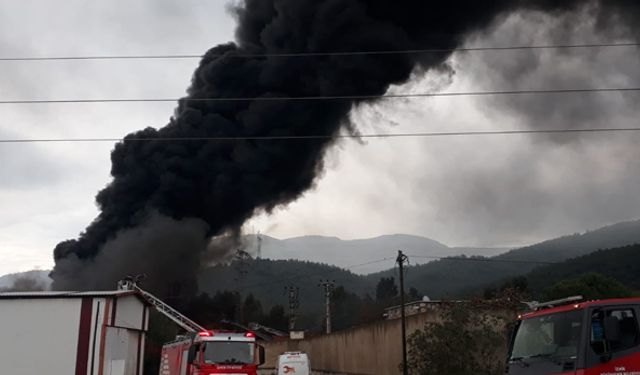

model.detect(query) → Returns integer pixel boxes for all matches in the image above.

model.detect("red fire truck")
[506,296,640,374]
[116,278,266,375]
[159,330,265,375]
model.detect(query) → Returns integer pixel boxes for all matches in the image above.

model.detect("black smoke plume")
[51,0,640,295]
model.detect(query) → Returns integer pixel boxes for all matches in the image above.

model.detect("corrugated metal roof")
[0,290,139,299]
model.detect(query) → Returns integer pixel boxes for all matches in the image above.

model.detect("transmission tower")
[284,285,300,331]
[318,279,335,334]
[256,231,262,259]
[233,248,253,321]
[233,248,251,283]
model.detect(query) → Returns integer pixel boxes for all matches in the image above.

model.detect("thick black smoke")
[51,0,640,294]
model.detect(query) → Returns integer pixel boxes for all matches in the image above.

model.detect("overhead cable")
[2,42,639,61]
[1,87,638,105]
[1,127,639,144]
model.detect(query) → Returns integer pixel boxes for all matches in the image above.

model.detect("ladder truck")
[506,295,640,374]
[118,278,265,375]
[220,319,288,340]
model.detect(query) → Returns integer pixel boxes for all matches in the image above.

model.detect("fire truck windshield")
[203,342,254,365]
[510,310,583,361]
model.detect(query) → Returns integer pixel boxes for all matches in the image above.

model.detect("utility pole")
[284,285,300,331]
[318,279,335,334]
[397,250,409,375]
[233,249,251,282]
[256,231,262,259]
[233,249,251,322]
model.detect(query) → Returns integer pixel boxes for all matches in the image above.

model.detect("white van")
[276,351,311,375]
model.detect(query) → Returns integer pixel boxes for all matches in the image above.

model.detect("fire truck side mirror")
[258,345,266,366]
[603,316,621,342]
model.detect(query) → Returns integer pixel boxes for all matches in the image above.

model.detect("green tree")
[186,293,220,327]
[542,273,632,301]
[241,293,264,324]
[406,302,509,375]
[332,286,363,330]
[484,276,529,299]
[357,293,383,324]
[211,291,241,321]
[376,277,398,303]
[186,291,241,327]
[408,287,420,301]
[264,305,288,331]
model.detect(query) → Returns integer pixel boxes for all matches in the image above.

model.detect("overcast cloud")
[1,1,639,275]
[248,6,640,246]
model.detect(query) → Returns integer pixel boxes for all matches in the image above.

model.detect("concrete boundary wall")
[262,303,514,374]
[262,311,437,375]
[259,369,352,375]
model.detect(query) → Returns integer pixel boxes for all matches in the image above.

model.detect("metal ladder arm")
[118,278,206,333]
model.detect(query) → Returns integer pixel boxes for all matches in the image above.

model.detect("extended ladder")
[118,277,206,333]
[523,295,583,311]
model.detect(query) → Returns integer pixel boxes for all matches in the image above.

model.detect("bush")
[406,300,512,375]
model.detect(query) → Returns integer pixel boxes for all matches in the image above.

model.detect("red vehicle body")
[159,330,265,375]
[506,297,640,374]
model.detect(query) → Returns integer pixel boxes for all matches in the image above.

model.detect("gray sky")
[1,1,639,275]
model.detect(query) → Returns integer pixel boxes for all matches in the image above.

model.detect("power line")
[241,259,295,290]
[2,127,640,144]
[2,42,639,61]
[233,252,572,294]
[237,256,394,295]
[405,254,561,266]
[1,87,638,105]
[236,257,395,292]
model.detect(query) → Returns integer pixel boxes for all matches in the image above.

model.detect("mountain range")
[242,233,507,274]
[3,219,640,305]
[366,219,640,298]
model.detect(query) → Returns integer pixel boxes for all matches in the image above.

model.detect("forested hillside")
[525,244,640,294]
[495,219,640,263]
[198,258,378,314]
[366,219,640,298]
[196,220,640,305]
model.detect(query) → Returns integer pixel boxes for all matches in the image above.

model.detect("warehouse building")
[0,290,150,375]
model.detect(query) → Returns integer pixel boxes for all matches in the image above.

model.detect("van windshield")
[511,310,583,360]
[203,342,254,365]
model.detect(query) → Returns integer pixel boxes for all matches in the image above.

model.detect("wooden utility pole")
[397,250,409,375]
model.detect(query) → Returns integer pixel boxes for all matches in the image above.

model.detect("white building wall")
[102,327,141,375]
[89,298,111,375]
[126,330,140,374]
[114,295,145,330]
[0,298,81,375]
[0,293,148,375]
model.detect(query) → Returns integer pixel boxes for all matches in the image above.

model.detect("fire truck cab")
[160,330,265,375]
[506,296,640,374]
